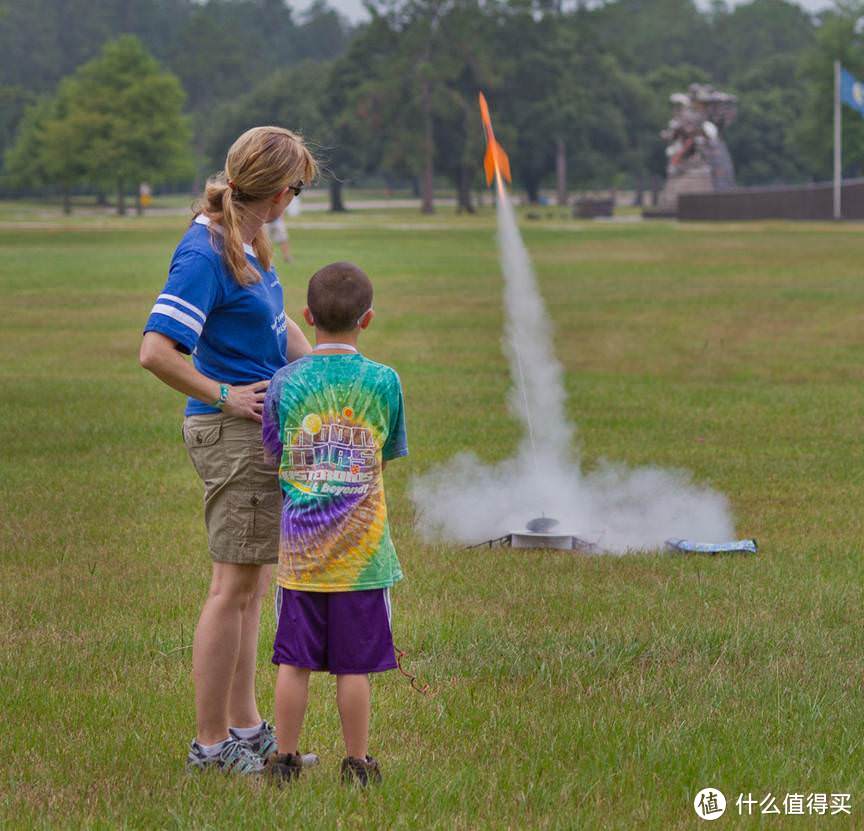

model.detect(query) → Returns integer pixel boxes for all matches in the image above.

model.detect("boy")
[262,262,408,786]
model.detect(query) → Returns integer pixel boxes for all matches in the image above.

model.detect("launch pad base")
[466,532,598,553]
[466,534,759,555]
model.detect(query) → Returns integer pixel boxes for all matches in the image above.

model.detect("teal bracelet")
[214,383,230,409]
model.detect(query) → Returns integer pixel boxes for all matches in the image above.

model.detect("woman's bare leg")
[227,564,273,728]
[192,562,262,745]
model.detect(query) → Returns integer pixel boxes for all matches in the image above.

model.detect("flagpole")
[834,60,842,220]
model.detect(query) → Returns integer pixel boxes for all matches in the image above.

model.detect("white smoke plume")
[410,187,735,553]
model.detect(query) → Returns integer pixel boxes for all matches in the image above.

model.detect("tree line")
[0,0,349,210]
[4,0,864,213]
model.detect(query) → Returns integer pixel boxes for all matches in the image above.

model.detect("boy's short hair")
[307,262,373,333]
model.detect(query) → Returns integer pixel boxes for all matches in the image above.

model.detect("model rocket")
[478,92,512,189]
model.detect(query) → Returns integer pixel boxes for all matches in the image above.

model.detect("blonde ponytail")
[194,127,318,286]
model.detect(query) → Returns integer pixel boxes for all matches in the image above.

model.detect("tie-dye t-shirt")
[263,354,408,592]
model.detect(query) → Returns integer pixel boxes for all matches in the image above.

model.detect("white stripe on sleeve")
[157,293,207,322]
[150,303,203,336]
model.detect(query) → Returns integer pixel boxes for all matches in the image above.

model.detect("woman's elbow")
[139,338,157,371]
[140,332,172,372]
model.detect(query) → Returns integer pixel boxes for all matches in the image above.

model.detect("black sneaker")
[340,755,382,787]
[267,752,304,785]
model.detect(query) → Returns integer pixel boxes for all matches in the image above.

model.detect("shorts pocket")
[183,419,224,484]
[184,421,223,449]
[227,489,281,542]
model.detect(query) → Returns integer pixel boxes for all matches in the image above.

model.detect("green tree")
[490,6,651,201]
[296,0,352,60]
[66,35,193,213]
[0,0,828,203]
[424,1,497,212]
[0,86,34,174]
[644,64,711,100]
[351,1,502,213]
[725,54,809,184]
[590,0,714,76]
[319,19,399,212]
[492,2,561,202]
[320,2,435,213]
[3,90,93,212]
[41,87,102,213]
[710,0,814,83]
[203,21,394,213]
[361,0,455,213]
[4,36,193,213]
[4,98,55,192]
[0,0,351,173]
[203,62,327,173]
[795,8,864,180]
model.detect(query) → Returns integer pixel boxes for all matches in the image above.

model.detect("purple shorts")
[272,586,397,675]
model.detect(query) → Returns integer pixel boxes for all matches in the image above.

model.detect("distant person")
[262,262,408,787]
[139,126,317,774]
[266,195,301,262]
[265,212,292,262]
[139,182,152,211]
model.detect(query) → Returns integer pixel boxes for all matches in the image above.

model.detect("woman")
[140,127,317,774]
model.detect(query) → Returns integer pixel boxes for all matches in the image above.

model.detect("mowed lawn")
[2,206,863,829]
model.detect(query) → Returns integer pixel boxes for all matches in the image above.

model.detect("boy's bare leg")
[192,562,263,745]
[227,564,272,728]
[275,665,311,753]
[336,674,371,758]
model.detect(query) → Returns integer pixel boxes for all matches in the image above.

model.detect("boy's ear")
[358,309,375,330]
[302,306,315,327]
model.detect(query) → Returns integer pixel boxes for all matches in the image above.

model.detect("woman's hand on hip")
[223,380,269,422]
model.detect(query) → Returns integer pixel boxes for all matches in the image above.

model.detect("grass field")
[2,203,864,829]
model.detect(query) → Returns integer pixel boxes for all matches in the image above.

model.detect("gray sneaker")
[230,721,320,768]
[186,736,265,775]
[230,721,278,760]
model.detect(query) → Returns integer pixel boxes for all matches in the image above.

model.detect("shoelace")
[220,738,263,772]
[255,722,277,756]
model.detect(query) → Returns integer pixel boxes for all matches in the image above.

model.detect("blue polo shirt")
[144,215,289,415]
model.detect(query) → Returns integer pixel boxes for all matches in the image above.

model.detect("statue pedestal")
[658,164,714,212]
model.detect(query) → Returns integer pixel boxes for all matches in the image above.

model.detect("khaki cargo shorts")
[183,413,281,565]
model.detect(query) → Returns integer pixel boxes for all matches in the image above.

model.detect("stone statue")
[658,84,737,211]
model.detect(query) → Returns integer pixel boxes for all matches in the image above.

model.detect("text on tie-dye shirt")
[263,354,408,592]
